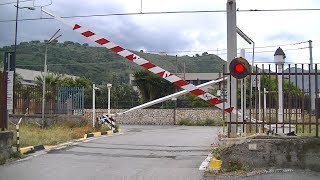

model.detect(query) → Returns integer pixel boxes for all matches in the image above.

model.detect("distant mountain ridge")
[262,67,320,91]
[283,67,320,91]
[0,41,226,83]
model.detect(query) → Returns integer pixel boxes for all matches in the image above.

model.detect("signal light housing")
[229,57,250,79]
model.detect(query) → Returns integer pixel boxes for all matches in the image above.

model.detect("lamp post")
[42,30,61,126]
[107,84,112,116]
[14,1,35,56]
[274,47,286,123]
[92,84,99,127]
[236,27,254,133]
[14,0,35,53]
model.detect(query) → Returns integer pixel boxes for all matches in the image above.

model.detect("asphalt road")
[0,125,219,180]
[1,125,319,180]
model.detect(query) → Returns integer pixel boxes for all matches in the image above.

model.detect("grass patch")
[178,118,223,126]
[0,157,6,165]
[296,124,318,137]
[9,122,111,148]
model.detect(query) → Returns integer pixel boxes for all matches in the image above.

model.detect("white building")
[129,72,224,92]
[16,68,78,86]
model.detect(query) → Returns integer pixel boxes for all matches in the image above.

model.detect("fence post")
[16,124,19,152]
[16,117,22,152]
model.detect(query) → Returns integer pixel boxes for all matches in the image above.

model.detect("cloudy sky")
[1,0,320,67]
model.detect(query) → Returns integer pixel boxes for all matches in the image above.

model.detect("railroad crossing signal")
[229,57,250,79]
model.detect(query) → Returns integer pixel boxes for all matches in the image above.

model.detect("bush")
[179,119,192,126]
[178,118,223,126]
[0,157,6,165]
[53,116,89,128]
[224,160,249,172]
[71,125,97,139]
[211,147,221,160]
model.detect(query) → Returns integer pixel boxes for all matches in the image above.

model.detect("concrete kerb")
[219,134,320,171]
[83,128,122,139]
[20,145,45,155]
[19,128,123,155]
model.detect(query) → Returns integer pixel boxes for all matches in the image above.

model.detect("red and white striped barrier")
[41,9,234,113]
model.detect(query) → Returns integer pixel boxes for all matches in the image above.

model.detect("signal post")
[228,57,251,136]
[227,0,238,136]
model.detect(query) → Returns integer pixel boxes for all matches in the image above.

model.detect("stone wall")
[220,136,320,171]
[84,108,224,125]
[0,131,13,164]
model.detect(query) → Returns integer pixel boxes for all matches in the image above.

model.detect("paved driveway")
[0,125,219,180]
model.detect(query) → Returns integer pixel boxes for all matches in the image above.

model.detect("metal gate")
[222,63,320,137]
[57,87,84,115]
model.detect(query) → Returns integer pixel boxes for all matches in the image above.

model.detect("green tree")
[35,73,62,90]
[133,70,175,102]
[95,73,139,108]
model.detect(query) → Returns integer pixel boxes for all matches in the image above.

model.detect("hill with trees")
[0,40,226,83]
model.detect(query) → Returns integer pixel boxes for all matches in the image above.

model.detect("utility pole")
[175,55,178,74]
[107,84,112,116]
[227,0,237,136]
[183,62,186,80]
[309,40,315,113]
[92,84,96,127]
[42,29,61,127]
[173,55,178,125]
[240,49,246,131]
[42,45,47,125]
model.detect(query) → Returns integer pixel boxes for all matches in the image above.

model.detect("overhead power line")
[0,0,33,6]
[145,42,309,54]
[1,8,320,22]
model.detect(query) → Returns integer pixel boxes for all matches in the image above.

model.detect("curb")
[84,129,122,139]
[199,153,213,171]
[19,129,123,155]
[20,144,45,155]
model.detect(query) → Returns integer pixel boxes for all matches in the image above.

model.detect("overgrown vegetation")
[133,70,175,102]
[9,121,110,148]
[224,160,249,172]
[178,118,224,126]
[211,147,221,160]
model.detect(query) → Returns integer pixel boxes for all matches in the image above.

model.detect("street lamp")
[107,84,112,116]
[274,47,286,123]
[14,1,35,54]
[92,84,99,127]
[42,29,62,126]
[236,27,255,131]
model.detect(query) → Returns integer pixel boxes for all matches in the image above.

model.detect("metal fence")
[15,86,84,115]
[222,63,320,137]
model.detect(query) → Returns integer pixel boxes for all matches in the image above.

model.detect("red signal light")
[235,63,245,73]
[229,57,250,79]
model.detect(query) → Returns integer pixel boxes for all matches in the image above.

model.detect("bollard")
[16,117,22,153]
[16,124,20,152]
[209,158,222,171]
